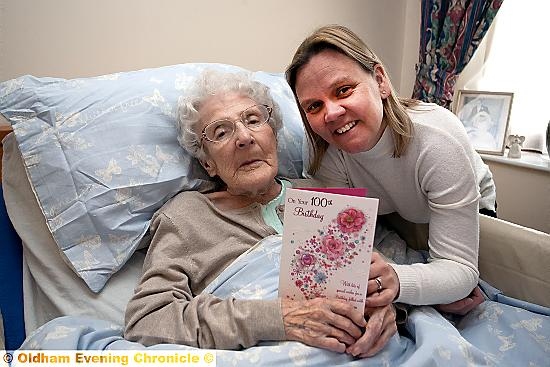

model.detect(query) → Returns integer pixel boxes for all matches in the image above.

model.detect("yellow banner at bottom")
[2,350,216,367]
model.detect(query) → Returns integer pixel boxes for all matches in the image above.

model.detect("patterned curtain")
[412,0,503,109]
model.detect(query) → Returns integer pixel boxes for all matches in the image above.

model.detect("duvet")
[17,235,550,366]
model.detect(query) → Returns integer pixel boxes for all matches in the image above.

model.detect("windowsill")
[481,150,550,173]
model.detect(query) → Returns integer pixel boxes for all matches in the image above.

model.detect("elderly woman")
[124,70,397,358]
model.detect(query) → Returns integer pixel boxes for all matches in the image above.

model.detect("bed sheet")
[18,235,550,367]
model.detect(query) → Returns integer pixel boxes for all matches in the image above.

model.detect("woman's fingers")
[281,298,398,357]
[327,298,368,329]
[347,305,397,357]
[366,253,400,306]
[366,285,396,307]
[281,298,366,351]
[358,318,398,358]
[362,305,398,357]
[436,286,485,315]
[285,318,350,352]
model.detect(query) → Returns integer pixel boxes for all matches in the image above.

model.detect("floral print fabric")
[412,0,503,108]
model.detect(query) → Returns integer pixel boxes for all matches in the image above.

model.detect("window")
[455,1,549,154]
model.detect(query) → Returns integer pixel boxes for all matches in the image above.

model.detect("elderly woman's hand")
[281,298,367,353]
[366,252,400,307]
[346,304,397,358]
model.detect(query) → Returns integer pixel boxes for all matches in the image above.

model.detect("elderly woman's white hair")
[176,69,283,160]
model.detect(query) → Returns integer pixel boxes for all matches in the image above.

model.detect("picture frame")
[453,90,514,155]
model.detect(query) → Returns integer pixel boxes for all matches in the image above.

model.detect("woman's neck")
[206,179,282,210]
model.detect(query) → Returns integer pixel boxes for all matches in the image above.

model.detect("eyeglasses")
[201,104,272,143]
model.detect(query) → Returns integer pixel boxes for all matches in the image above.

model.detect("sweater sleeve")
[392,127,480,305]
[124,212,286,349]
[472,152,497,212]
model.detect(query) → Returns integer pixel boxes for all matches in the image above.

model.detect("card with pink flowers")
[278,188,379,310]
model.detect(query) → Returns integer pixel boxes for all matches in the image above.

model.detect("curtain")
[412,0,503,109]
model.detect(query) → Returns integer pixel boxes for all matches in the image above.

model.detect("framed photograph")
[453,90,514,155]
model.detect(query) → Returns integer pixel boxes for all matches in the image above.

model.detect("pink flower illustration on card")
[337,208,366,233]
[298,252,316,267]
[288,207,372,300]
[320,235,345,260]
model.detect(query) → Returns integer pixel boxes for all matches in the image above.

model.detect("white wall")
[0,0,415,95]
[400,0,421,97]
[485,161,549,233]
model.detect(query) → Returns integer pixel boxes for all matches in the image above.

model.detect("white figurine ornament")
[507,134,525,158]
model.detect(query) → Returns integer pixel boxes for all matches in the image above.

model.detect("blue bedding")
[17,235,550,366]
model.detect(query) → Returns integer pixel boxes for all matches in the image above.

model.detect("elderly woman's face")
[198,93,279,197]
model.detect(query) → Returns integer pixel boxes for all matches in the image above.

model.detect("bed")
[1,63,549,366]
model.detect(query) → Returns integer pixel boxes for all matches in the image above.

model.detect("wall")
[484,160,549,233]
[399,0,421,97]
[0,0,411,94]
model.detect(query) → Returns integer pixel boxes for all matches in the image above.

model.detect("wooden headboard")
[0,118,13,181]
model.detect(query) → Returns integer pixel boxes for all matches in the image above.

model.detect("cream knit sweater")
[311,103,496,305]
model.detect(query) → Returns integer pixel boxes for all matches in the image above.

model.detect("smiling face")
[198,93,279,199]
[295,49,390,153]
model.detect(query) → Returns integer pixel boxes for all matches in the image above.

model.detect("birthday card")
[279,188,378,310]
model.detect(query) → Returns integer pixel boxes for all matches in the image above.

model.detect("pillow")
[0,63,304,293]
[2,132,145,334]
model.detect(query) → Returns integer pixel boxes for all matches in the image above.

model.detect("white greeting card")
[279,188,378,310]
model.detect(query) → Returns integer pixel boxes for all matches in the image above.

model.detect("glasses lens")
[203,105,271,143]
[242,105,270,129]
[205,120,234,142]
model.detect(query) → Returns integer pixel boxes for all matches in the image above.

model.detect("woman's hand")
[281,297,366,353]
[347,304,397,358]
[366,252,400,307]
[436,286,485,315]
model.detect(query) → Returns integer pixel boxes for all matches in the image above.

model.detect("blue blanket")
[18,235,550,366]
